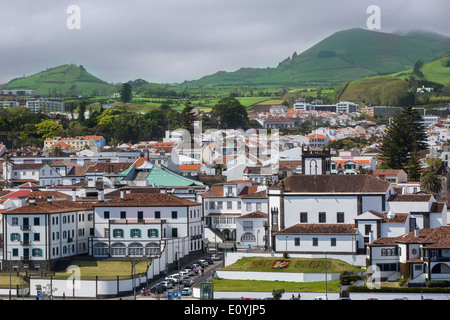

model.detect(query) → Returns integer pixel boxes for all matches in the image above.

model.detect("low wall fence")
[215,270,340,282]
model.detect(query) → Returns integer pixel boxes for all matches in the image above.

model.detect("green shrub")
[426,280,450,288]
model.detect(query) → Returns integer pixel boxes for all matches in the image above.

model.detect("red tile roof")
[94,193,201,207]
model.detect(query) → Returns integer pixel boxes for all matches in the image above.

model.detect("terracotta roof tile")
[237,211,268,219]
[275,223,357,235]
[94,193,200,207]
[276,175,390,193]
[5,200,92,215]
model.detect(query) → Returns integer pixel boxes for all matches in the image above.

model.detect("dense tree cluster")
[380,106,427,171]
[0,96,251,149]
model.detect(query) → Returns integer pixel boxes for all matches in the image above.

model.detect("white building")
[368,226,450,285]
[235,211,268,250]
[3,163,62,187]
[90,192,203,258]
[26,100,65,114]
[2,198,92,271]
[268,175,395,254]
[202,181,267,242]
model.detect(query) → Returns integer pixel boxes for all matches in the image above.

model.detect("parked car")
[165,274,181,283]
[149,284,165,294]
[211,254,222,261]
[314,296,328,300]
[205,257,213,264]
[159,280,173,289]
[182,268,195,276]
[182,287,192,296]
[181,279,195,287]
[178,271,189,279]
[192,263,203,271]
[198,259,208,267]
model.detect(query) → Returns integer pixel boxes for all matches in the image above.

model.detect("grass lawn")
[221,257,363,273]
[50,260,150,280]
[0,274,26,288]
[213,279,340,293]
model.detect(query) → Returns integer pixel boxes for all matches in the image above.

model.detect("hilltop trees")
[380,106,427,170]
[210,97,249,129]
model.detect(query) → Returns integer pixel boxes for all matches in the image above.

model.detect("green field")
[213,279,340,293]
[394,52,450,85]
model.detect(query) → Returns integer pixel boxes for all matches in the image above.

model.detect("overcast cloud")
[0,0,449,84]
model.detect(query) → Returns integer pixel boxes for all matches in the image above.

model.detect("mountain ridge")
[1,28,450,95]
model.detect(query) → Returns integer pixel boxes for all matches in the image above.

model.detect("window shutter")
[155,229,158,237]
[138,229,141,238]
[120,229,124,238]
[130,229,133,237]
[10,234,13,241]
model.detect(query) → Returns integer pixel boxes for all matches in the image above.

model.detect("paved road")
[136,255,223,300]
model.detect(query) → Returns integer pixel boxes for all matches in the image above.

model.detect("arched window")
[111,242,126,256]
[93,242,109,256]
[128,242,144,256]
[241,232,256,242]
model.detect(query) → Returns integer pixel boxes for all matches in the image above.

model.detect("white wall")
[215,270,340,282]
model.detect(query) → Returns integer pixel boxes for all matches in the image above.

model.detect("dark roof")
[86,162,132,173]
[275,175,390,193]
[12,163,46,170]
[237,211,268,219]
[105,187,161,198]
[94,193,201,207]
[389,194,433,202]
[275,223,357,235]
[372,226,450,249]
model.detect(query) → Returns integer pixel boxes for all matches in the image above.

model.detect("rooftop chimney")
[47,197,53,204]
[72,188,77,202]
[120,189,125,201]
[29,198,36,205]
[387,209,395,220]
[415,228,419,238]
[98,188,104,202]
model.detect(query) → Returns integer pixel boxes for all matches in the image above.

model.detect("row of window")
[10,248,42,257]
[206,201,263,211]
[12,214,91,227]
[10,229,89,243]
[112,228,159,238]
[293,237,337,247]
[300,212,345,223]
[103,210,180,220]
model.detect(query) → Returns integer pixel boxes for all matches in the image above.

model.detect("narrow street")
[134,254,223,300]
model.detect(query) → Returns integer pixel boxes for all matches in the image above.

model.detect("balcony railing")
[21,225,31,231]
[21,240,31,246]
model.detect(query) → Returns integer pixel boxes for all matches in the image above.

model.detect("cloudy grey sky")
[1,0,449,84]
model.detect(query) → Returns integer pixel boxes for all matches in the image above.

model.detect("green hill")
[182,28,450,89]
[393,51,450,85]
[337,51,450,106]
[0,64,114,96]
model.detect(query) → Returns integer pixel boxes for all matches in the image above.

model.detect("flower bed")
[272,260,290,269]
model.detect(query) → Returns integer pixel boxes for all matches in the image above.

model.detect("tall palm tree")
[420,171,442,195]
[2,154,14,188]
